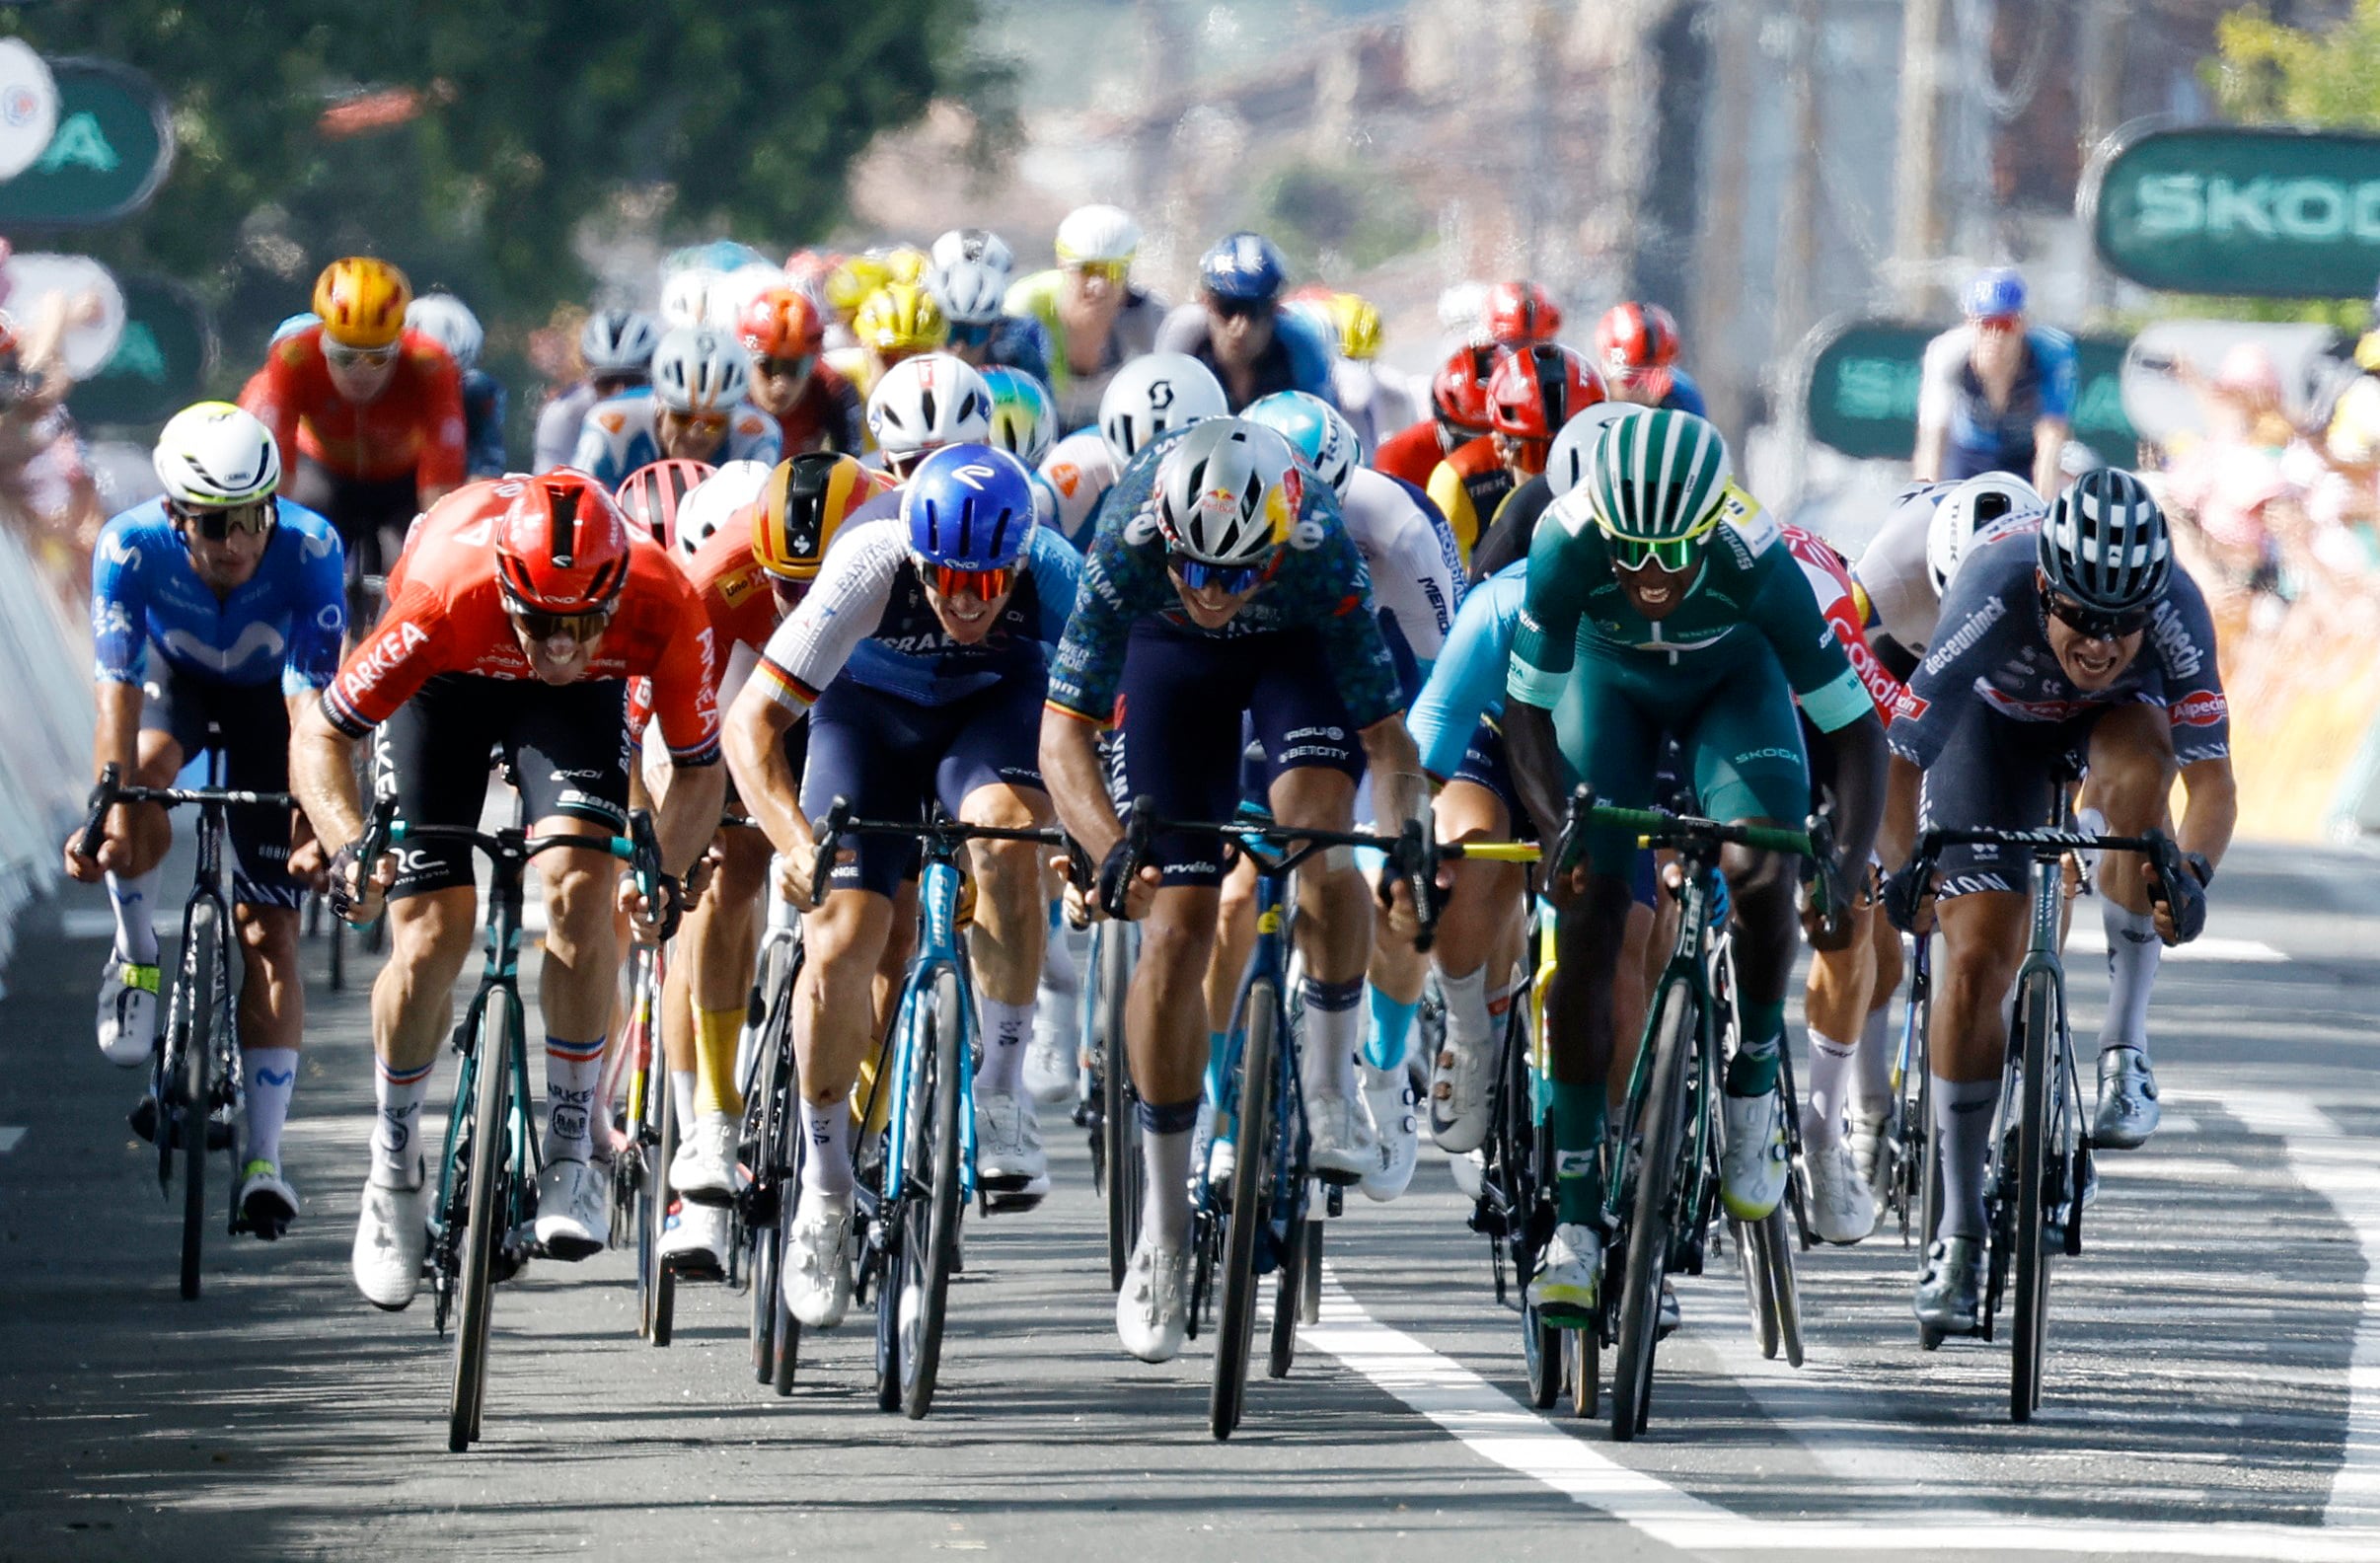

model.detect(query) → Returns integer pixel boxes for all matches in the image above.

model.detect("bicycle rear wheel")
[1267,1212,1305,1378]
[177,901,220,1301]
[1096,924,1141,1292]
[2010,970,2058,1423]
[449,996,514,1452]
[1613,983,1694,1443]
[898,969,968,1419]
[640,1068,679,1347]
[1211,981,1279,1441]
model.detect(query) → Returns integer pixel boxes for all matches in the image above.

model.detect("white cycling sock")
[669,1070,697,1139]
[1801,1031,1858,1149]
[107,866,163,964]
[977,998,1034,1097]
[1932,1077,1999,1243]
[1140,1126,1194,1250]
[371,1055,433,1188]
[542,1036,606,1163]
[242,1048,299,1167]
[1437,965,1491,1056]
[1854,1001,1895,1116]
[800,1098,854,1198]
[1039,913,1078,997]
[1299,976,1364,1103]
[2098,902,2161,1056]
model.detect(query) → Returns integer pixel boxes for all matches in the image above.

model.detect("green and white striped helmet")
[1589,407,1733,567]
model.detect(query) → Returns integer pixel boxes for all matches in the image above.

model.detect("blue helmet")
[1200,231,1289,304]
[1962,266,2027,321]
[903,443,1036,570]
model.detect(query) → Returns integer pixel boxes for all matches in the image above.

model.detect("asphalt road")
[3,841,2379,1562]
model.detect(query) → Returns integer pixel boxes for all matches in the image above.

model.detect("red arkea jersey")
[1373,418,1448,491]
[240,325,468,487]
[1781,523,1903,720]
[323,479,721,763]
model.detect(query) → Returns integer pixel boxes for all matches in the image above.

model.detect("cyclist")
[405,292,507,477]
[1038,418,1425,1363]
[928,257,1054,386]
[737,287,862,458]
[1503,409,1886,1310]
[1036,352,1229,548]
[239,257,466,588]
[1879,470,2234,1333]
[828,282,950,407]
[291,471,728,1310]
[533,309,659,474]
[1912,266,2075,498]
[573,326,781,490]
[983,365,1059,471]
[865,352,996,480]
[616,457,716,547]
[930,226,1013,275]
[66,403,343,1236]
[1596,302,1708,417]
[1432,342,1602,562]
[1373,343,1503,491]
[1155,232,1336,411]
[1317,291,1415,458]
[1480,280,1563,348]
[1004,203,1169,430]
[723,446,1080,1327]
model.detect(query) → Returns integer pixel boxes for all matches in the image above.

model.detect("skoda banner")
[1806,321,2135,464]
[2091,126,2380,299]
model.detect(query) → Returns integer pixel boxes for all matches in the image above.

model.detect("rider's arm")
[724,682,813,861]
[1038,705,1121,861]
[2030,331,2079,498]
[88,519,147,777]
[1879,752,1923,872]
[1036,513,1153,857]
[1407,566,1522,782]
[2152,570,2237,875]
[283,509,349,695]
[2178,757,2238,873]
[291,699,366,851]
[1426,459,1479,564]
[1502,515,1592,841]
[415,348,468,509]
[640,580,729,879]
[1911,333,1960,484]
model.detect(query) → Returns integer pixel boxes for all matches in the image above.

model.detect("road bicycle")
[1075,914,1140,1292]
[736,884,806,1393]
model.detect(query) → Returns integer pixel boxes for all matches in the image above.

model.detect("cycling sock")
[669,1071,697,1139]
[1300,976,1365,1102]
[2098,902,2161,1055]
[106,866,163,964]
[976,998,1034,1097]
[1203,1031,1230,1105]
[691,1005,745,1118]
[1363,984,1419,1073]
[1801,1030,1858,1149]
[1039,912,1078,997]
[1854,1002,1895,1116]
[1548,1078,1606,1226]
[542,1035,607,1163]
[242,1047,299,1168]
[800,1097,854,1198]
[1137,1098,1199,1250]
[1932,1077,1998,1242]
[371,1056,433,1188]
[1726,1001,1785,1097]
[1437,965,1491,1056]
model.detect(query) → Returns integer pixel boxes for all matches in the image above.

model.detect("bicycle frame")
[1980,845,2081,1330]
[872,849,982,1212]
[1606,851,1727,1274]
[1196,847,1310,1275]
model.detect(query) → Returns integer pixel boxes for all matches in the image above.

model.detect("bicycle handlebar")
[807,797,1071,911]
[1543,784,1815,876]
[79,763,299,859]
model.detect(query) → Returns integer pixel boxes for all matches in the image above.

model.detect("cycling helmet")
[1242,390,1357,501]
[928,259,1009,328]
[1199,232,1289,304]
[904,443,1037,569]
[580,309,660,377]
[1430,342,1505,436]
[2039,468,2170,612]
[982,366,1058,467]
[271,312,321,345]
[853,281,948,354]
[1543,402,1648,500]
[1963,265,2027,321]
[649,326,751,414]
[1589,407,1733,549]
[737,286,824,360]
[674,459,775,560]
[154,401,280,506]
[1488,343,1605,448]
[867,353,993,471]
[404,293,483,372]
[1929,473,2044,596]
[930,227,1014,277]
[753,452,873,582]
[494,472,632,614]
[823,254,891,316]
[1155,419,1302,567]
[313,257,411,349]
[1054,204,1140,266]
[1596,301,1681,386]
[659,266,719,331]
[1098,351,1227,467]
[616,458,716,545]
[1332,292,1383,362]
[1482,280,1562,347]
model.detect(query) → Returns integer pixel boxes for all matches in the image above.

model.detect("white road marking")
[0,1127,24,1153]
[2059,923,2287,963]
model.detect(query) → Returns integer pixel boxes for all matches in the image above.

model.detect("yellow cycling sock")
[691,1005,745,1118]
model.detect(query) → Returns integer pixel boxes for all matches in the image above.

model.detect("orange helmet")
[752,452,873,582]
[738,286,824,360]
[313,257,412,349]
[494,472,633,615]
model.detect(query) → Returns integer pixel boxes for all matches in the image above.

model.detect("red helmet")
[1596,302,1682,394]
[739,286,824,360]
[1482,280,1562,347]
[1487,343,1605,461]
[616,458,715,547]
[494,472,633,615]
[1430,342,1507,436]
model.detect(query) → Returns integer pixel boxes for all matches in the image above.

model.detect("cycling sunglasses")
[1167,549,1267,596]
[1209,296,1275,322]
[926,562,1016,601]
[945,320,996,348]
[1599,505,1722,574]
[324,340,400,369]
[1071,260,1129,285]
[2045,591,2148,641]
[169,497,275,541]
[663,409,730,435]
[507,600,617,642]
[757,354,814,381]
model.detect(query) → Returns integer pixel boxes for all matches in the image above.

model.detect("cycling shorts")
[287,465,416,583]
[799,674,1045,899]
[1449,715,1654,908]
[1915,707,2094,901]
[1113,620,1365,888]
[140,658,304,911]
[372,674,632,900]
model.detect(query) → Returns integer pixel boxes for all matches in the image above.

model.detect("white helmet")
[1544,402,1648,500]
[674,459,776,560]
[580,309,660,376]
[1156,419,1302,567]
[650,326,751,414]
[930,227,1013,277]
[929,259,1009,327]
[866,353,993,473]
[1054,203,1140,266]
[405,293,483,373]
[154,401,280,507]
[659,266,719,331]
[1098,351,1227,468]
[1929,473,2044,595]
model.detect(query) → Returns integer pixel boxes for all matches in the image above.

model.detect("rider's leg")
[688,823,771,1119]
[1270,764,1370,1119]
[373,886,478,1186]
[2086,704,2179,1057]
[533,831,628,1165]
[108,728,186,960]
[1202,856,1259,1098]
[1931,889,2028,1241]
[1132,883,1221,1246]
[1802,902,1879,1147]
[959,782,1057,1094]
[1854,911,1904,1119]
[794,888,899,1197]
[232,902,304,1161]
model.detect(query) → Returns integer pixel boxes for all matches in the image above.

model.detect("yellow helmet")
[752,452,873,581]
[1332,292,1383,361]
[853,282,947,354]
[313,257,412,349]
[823,255,892,317]
[880,244,929,285]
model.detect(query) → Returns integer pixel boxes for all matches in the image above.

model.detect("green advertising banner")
[1807,322,2134,462]
[0,57,172,226]
[2092,126,2380,299]
[69,273,211,428]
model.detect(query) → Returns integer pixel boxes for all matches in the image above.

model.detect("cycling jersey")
[1153,304,1337,411]
[1333,360,1417,458]
[766,360,863,457]
[1653,367,1709,418]
[461,368,508,479]
[1037,427,1121,548]
[1473,474,1551,578]
[533,381,636,473]
[92,498,345,695]
[1426,435,1511,563]
[1410,561,1525,784]
[1854,482,1957,658]
[968,316,1055,386]
[1373,418,1450,492]
[571,392,781,490]
[239,325,468,487]
[323,479,721,765]
[1003,271,1168,428]
[1916,325,2077,482]
[1782,523,1902,720]
[1338,465,1463,680]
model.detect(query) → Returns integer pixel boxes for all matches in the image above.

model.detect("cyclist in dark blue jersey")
[1912,267,2075,498]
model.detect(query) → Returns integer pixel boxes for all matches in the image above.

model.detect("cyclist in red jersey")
[288,472,726,1311]
[1429,344,1596,562]
[738,288,862,458]
[239,258,468,587]
[1375,342,1504,494]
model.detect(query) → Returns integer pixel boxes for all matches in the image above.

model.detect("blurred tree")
[2210,1,2380,128]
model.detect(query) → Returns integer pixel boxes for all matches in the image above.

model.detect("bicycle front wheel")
[177,901,221,1302]
[641,1054,679,1348]
[449,996,515,1452]
[1757,1202,1804,1368]
[2011,970,2059,1423]
[1613,982,1694,1443]
[1097,924,1141,1292]
[1211,981,1280,1441]
[895,968,967,1419]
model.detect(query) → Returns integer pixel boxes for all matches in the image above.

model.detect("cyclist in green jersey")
[1501,409,1886,1316]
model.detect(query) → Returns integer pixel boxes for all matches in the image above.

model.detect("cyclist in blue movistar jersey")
[574,326,781,489]
[1155,232,1337,412]
[929,254,1055,387]
[1912,266,2075,498]
[64,403,344,1238]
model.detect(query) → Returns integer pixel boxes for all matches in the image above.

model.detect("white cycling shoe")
[1800,1131,1877,1245]
[533,1156,611,1261]
[1527,1223,1602,1321]
[1358,1060,1419,1203]
[659,1199,730,1279]
[352,1171,428,1311]
[1429,1029,1495,1155]
[1719,1089,1789,1222]
[669,1113,743,1205]
[976,1090,1050,1207]
[96,955,160,1068]
[783,1186,855,1327]
[1116,1233,1189,1363]
[1305,1092,1376,1182]
[239,1158,300,1238]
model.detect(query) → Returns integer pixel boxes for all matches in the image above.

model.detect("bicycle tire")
[743,940,790,1380]
[1759,1201,1804,1368]
[1097,924,1141,1293]
[1211,980,1279,1441]
[2011,969,2057,1423]
[1612,982,1694,1443]
[1299,1211,1322,1327]
[178,901,219,1302]
[1570,1326,1599,1419]
[1268,1213,1304,1379]
[898,967,968,1419]
[327,903,346,992]
[1733,1217,1776,1359]
[449,995,513,1452]
[1524,1297,1562,1409]
[646,1071,678,1348]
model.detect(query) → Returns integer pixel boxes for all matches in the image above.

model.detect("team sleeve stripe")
[752,657,818,710]
[322,682,376,738]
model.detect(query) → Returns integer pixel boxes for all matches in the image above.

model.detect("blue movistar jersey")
[979,316,1055,386]
[1660,367,1708,418]
[571,391,781,490]
[1409,560,1524,782]
[92,499,346,695]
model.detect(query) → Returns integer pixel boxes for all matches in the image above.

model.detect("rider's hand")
[776,842,848,912]
[329,840,392,925]
[1376,871,1423,943]
[681,840,723,904]
[1051,851,1096,929]
[61,826,107,884]
[1094,837,1161,922]
[625,871,684,940]
[1539,857,1593,910]
[1881,856,1936,936]
[2143,854,2210,946]
[1801,856,1860,951]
